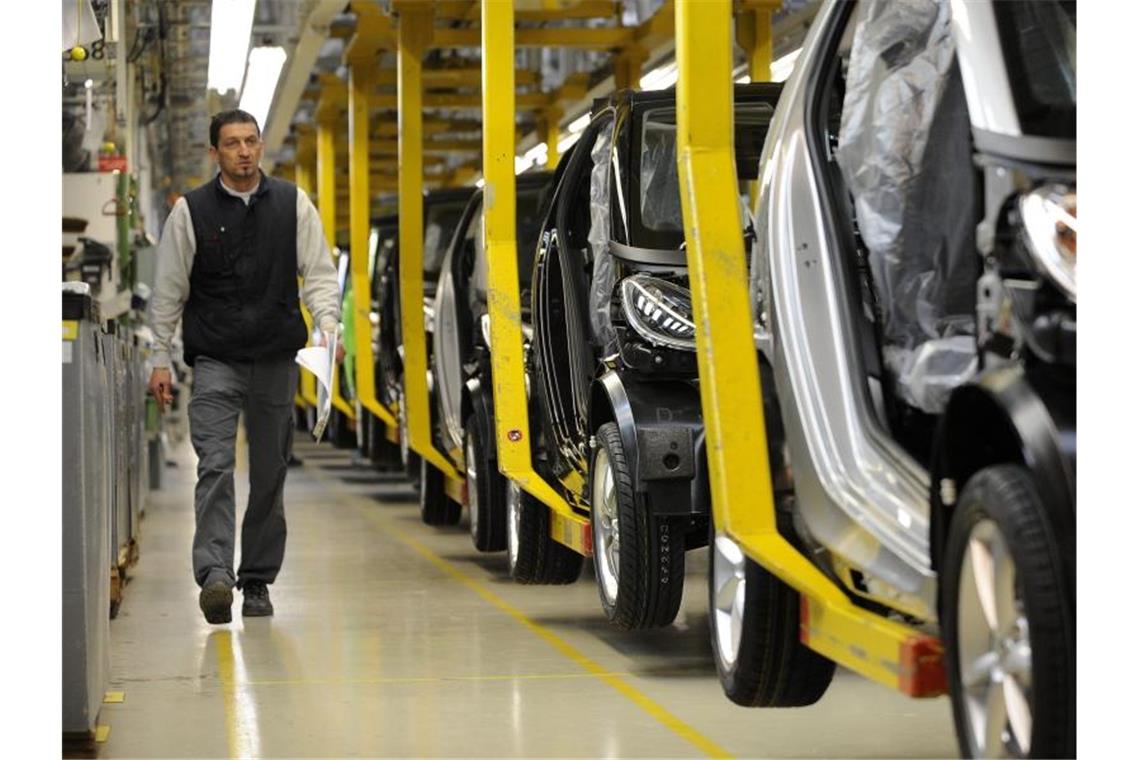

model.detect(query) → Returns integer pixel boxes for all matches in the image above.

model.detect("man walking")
[148,109,342,624]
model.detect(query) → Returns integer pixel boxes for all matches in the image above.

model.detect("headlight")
[1019,184,1076,301]
[620,274,697,351]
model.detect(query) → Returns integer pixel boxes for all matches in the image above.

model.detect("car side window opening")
[833,0,980,417]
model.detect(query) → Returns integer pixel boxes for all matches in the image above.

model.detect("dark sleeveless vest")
[181,173,308,366]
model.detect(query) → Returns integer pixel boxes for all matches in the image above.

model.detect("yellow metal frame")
[674,1,941,697]
[293,128,319,409]
[396,4,461,483]
[348,62,398,430]
[481,0,590,551]
[317,113,354,420]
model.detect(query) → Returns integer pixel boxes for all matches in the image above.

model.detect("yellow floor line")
[95,725,111,743]
[103,690,125,704]
[214,630,241,760]
[308,464,733,759]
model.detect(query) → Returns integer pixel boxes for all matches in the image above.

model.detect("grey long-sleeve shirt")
[148,179,341,368]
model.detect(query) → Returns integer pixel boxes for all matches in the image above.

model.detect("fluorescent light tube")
[207,0,256,94]
[239,46,288,132]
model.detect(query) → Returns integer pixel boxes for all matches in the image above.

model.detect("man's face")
[210,122,263,182]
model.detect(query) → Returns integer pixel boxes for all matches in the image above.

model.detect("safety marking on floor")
[308,464,734,760]
[103,691,125,704]
[94,725,111,743]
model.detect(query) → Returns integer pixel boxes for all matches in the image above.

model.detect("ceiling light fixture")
[207,0,256,95]
[239,46,288,131]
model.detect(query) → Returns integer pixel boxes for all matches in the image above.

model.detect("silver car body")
[750,0,1072,621]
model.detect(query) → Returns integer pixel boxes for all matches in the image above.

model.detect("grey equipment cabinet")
[62,286,112,739]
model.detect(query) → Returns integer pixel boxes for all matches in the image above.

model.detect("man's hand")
[320,332,346,364]
[149,367,175,412]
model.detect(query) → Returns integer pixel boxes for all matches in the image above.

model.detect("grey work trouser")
[189,355,298,589]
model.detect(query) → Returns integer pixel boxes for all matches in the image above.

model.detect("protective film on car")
[835,0,978,413]
[639,112,684,233]
[588,119,617,352]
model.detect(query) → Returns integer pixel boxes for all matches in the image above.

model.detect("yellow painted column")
[735,7,774,83]
[349,62,398,429]
[316,116,338,255]
[482,0,578,521]
[612,44,647,91]
[294,128,318,409]
[317,113,355,419]
[542,106,562,169]
[675,0,931,693]
[397,3,459,479]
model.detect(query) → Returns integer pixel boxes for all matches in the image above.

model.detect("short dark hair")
[209,109,261,148]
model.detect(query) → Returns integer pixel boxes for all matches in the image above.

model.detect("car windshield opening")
[638,102,776,237]
[993,0,1076,139]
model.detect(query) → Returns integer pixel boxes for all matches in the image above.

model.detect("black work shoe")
[287,454,304,468]
[242,581,274,617]
[199,581,233,625]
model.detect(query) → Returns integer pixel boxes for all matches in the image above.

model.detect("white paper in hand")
[295,331,338,441]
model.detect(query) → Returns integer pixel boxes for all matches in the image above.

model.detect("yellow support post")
[294,127,319,409]
[482,0,587,537]
[396,2,460,481]
[735,5,774,82]
[349,62,398,430]
[612,44,648,91]
[675,0,942,696]
[317,113,355,420]
[541,106,562,169]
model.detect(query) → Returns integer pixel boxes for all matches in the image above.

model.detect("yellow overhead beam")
[437,0,618,22]
[481,0,587,540]
[345,0,397,61]
[396,2,462,482]
[373,118,482,138]
[370,91,550,110]
[674,0,943,697]
[368,138,483,154]
[433,25,633,50]
[373,67,541,88]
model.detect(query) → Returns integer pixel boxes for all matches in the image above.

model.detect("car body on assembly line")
[706,1,1075,757]
[507,83,783,630]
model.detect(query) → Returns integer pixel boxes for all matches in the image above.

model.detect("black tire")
[942,465,1074,759]
[328,408,356,449]
[507,480,582,584]
[397,384,422,483]
[420,457,461,526]
[465,414,507,552]
[366,414,403,471]
[708,510,835,707]
[590,422,684,630]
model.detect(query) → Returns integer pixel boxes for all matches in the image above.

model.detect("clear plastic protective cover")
[640,113,683,232]
[588,119,617,351]
[835,0,978,413]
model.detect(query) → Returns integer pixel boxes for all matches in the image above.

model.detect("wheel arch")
[929,366,1075,577]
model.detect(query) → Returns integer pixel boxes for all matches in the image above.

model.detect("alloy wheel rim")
[711,533,746,671]
[507,481,520,569]
[591,447,620,605]
[958,518,1033,758]
[466,435,479,540]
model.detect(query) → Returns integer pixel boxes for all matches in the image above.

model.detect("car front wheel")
[942,464,1075,759]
